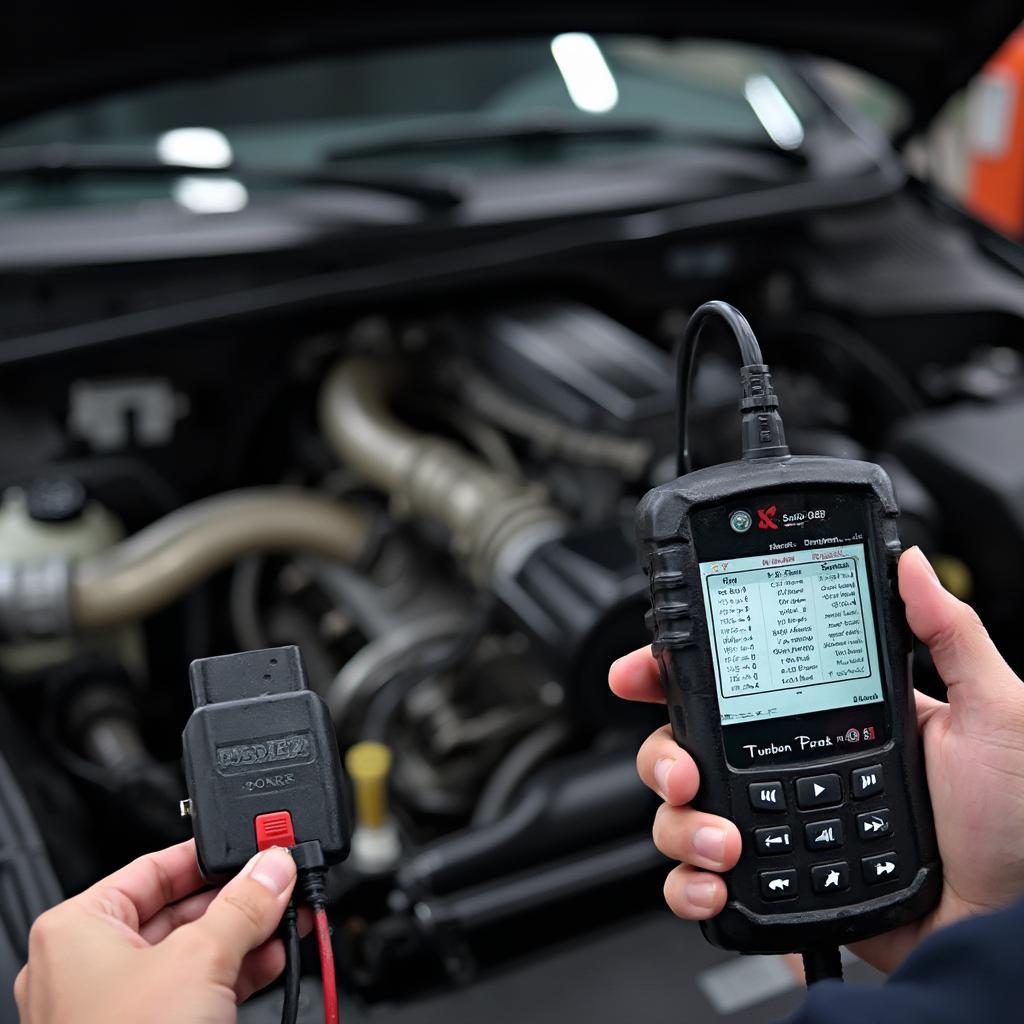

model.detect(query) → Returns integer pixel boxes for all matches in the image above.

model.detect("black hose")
[471,720,573,826]
[280,899,300,1024]
[360,598,494,741]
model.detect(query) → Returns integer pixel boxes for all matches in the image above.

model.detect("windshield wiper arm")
[0,144,464,210]
[322,117,805,164]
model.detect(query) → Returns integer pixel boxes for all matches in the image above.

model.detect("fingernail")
[248,848,295,896]
[693,826,726,863]
[921,552,941,586]
[685,880,717,909]
[910,546,941,586]
[654,757,674,798]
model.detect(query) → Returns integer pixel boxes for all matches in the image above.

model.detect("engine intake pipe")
[318,357,565,585]
[0,489,373,637]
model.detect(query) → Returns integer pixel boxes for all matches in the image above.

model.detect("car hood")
[6,4,1021,130]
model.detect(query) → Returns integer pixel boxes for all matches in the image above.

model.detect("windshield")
[0,36,822,211]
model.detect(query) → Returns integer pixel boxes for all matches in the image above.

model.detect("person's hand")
[15,840,306,1023]
[610,546,1024,974]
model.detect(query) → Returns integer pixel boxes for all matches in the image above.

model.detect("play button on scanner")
[796,773,842,809]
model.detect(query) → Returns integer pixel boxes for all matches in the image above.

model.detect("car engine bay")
[3,176,1024,1017]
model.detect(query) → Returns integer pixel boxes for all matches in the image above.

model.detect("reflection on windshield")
[156,127,233,168]
[743,75,804,150]
[550,34,619,114]
[0,36,822,211]
[173,176,248,213]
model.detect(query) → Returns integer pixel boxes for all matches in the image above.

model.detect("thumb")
[170,847,296,987]
[898,546,1021,721]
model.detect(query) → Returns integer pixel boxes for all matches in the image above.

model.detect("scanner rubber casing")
[636,455,941,953]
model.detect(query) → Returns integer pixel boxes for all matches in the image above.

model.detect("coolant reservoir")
[0,478,142,673]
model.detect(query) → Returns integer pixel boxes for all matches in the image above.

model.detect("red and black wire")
[281,842,339,1024]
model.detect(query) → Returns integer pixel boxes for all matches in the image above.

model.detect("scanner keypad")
[748,765,897,903]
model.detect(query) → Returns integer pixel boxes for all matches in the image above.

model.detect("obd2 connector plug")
[181,645,351,1024]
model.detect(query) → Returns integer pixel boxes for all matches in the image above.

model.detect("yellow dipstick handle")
[345,742,393,829]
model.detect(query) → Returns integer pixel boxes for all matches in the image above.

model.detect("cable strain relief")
[739,363,779,403]
[292,840,328,909]
[739,363,789,461]
[302,874,327,910]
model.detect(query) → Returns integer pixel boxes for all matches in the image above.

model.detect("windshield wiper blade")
[322,117,805,164]
[0,144,464,210]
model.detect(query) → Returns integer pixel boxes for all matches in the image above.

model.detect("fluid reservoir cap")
[25,477,87,523]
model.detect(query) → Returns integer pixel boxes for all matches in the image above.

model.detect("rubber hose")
[318,358,564,583]
[471,720,573,827]
[72,489,371,630]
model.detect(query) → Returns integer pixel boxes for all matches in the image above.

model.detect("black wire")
[801,946,843,985]
[360,598,495,742]
[280,899,301,1024]
[675,301,764,476]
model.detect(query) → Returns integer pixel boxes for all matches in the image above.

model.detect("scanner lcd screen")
[699,544,885,727]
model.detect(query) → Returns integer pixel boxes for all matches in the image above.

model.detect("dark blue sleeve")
[779,898,1024,1024]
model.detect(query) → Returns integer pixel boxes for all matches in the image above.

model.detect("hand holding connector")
[14,839,304,1024]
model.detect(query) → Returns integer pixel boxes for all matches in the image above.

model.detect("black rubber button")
[805,818,844,851]
[759,868,798,900]
[851,764,884,799]
[748,781,785,812]
[754,826,793,856]
[862,852,899,884]
[811,861,850,893]
[856,808,891,840]
[795,774,842,809]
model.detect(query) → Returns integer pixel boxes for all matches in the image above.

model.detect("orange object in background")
[966,26,1024,237]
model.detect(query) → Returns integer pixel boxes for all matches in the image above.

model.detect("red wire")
[314,907,339,1024]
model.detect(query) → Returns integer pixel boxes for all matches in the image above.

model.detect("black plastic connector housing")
[182,645,350,883]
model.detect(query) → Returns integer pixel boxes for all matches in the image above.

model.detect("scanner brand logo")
[756,506,779,530]
[216,732,312,775]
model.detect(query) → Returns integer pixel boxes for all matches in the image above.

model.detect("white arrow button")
[798,775,840,809]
